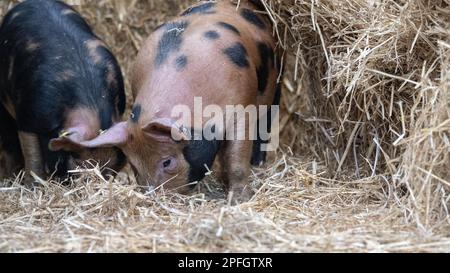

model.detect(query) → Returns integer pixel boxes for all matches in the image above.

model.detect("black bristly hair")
[182,127,222,186]
[0,0,126,176]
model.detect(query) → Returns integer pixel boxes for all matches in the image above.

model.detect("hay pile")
[268,0,450,233]
[0,0,449,252]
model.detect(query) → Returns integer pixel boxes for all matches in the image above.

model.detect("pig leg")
[0,104,23,180]
[250,109,272,166]
[18,131,44,186]
[0,147,23,180]
[251,122,267,166]
[252,84,282,166]
[221,139,254,204]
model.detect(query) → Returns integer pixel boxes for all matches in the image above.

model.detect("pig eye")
[163,159,171,168]
[161,157,178,173]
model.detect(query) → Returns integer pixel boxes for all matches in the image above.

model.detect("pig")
[63,0,282,203]
[0,0,126,184]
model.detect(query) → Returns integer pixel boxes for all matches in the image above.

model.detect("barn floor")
[1,0,449,252]
[0,155,449,252]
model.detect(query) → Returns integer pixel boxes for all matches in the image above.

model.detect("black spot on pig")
[240,8,266,30]
[217,22,240,35]
[256,42,274,94]
[248,0,266,10]
[204,30,220,40]
[131,104,141,123]
[181,2,216,16]
[223,43,249,68]
[183,127,222,185]
[175,55,188,71]
[155,21,189,67]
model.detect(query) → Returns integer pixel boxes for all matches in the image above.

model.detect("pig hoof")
[229,186,254,204]
[21,174,41,188]
[22,177,35,188]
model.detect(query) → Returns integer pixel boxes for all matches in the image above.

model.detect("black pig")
[0,0,126,184]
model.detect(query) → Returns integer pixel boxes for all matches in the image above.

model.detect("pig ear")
[48,136,85,153]
[48,127,89,152]
[49,122,129,152]
[142,118,190,143]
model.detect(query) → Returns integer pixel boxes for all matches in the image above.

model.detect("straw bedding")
[0,0,449,252]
